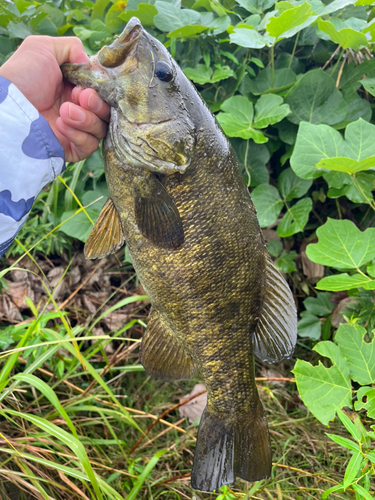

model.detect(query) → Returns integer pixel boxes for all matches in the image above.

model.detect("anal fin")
[140,309,196,381]
[84,198,124,260]
[253,253,297,363]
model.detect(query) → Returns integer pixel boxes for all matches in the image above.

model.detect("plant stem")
[288,32,300,68]
[330,46,345,77]
[244,139,251,187]
[271,44,275,86]
[335,198,342,219]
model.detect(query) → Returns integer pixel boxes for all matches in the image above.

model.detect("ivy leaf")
[316,273,375,291]
[285,69,347,126]
[119,4,158,25]
[253,94,291,129]
[237,141,270,187]
[168,24,207,37]
[154,2,200,32]
[355,386,375,418]
[306,219,375,269]
[303,292,334,316]
[343,119,375,161]
[277,197,312,237]
[276,250,297,273]
[336,323,375,385]
[278,167,312,201]
[266,2,314,39]
[247,68,296,95]
[317,156,375,175]
[293,341,352,425]
[361,78,375,97]
[318,18,368,50]
[184,64,235,84]
[291,122,344,180]
[297,312,321,339]
[229,28,274,48]
[216,96,267,143]
[251,184,283,227]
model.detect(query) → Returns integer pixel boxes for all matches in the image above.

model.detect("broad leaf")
[361,77,375,97]
[297,312,321,340]
[336,323,375,385]
[154,2,200,32]
[237,141,270,187]
[278,167,312,201]
[277,197,312,237]
[168,24,207,38]
[247,68,296,95]
[251,184,283,227]
[355,386,375,418]
[229,28,274,48]
[293,341,352,425]
[316,273,375,291]
[119,4,158,25]
[184,64,235,84]
[318,19,368,49]
[266,2,314,39]
[316,156,375,174]
[253,94,290,129]
[291,122,344,179]
[306,219,375,269]
[303,292,334,316]
[285,69,347,126]
[276,250,297,273]
[343,119,375,161]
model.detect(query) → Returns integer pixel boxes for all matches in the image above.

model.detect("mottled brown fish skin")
[62,18,297,491]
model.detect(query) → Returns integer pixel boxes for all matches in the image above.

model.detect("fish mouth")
[98,17,142,68]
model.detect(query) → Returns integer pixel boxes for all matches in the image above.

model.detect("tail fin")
[191,405,271,492]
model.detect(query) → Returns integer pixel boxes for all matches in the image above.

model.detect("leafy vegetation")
[1,0,375,497]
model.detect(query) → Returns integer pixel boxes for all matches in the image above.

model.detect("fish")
[61,17,297,492]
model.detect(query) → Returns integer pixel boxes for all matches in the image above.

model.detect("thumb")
[49,36,90,66]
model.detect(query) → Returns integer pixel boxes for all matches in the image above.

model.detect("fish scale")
[61,17,297,492]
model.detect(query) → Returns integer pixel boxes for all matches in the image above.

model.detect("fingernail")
[88,93,102,112]
[69,103,85,122]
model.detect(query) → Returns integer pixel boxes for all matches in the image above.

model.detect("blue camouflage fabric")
[0,76,65,257]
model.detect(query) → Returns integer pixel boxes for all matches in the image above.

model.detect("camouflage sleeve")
[0,76,65,258]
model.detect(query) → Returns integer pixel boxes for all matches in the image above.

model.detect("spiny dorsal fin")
[84,198,124,260]
[140,309,196,381]
[134,175,184,250]
[253,253,297,363]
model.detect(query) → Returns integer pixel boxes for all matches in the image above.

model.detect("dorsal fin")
[253,253,297,363]
[140,309,196,381]
[84,198,125,260]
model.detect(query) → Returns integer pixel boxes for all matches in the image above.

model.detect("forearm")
[0,76,65,257]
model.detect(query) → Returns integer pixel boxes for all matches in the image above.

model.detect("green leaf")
[297,312,321,339]
[317,156,375,174]
[355,386,375,418]
[334,87,372,129]
[267,239,283,257]
[285,69,347,126]
[126,450,168,500]
[168,24,207,37]
[253,94,291,129]
[361,77,375,97]
[237,141,270,187]
[291,122,344,180]
[229,28,274,48]
[276,197,312,237]
[293,341,352,425]
[183,64,212,84]
[352,484,374,500]
[7,21,31,39]
[251,184,283,227]
[104,0,127,30]
[119,4,158,25]
[316,273,375,291]
[318,19,368,50]
[326,433,360,452]
[210,65,236,83]
[217,96,267,143]
[266,1,314,39]
[336,408,362,441]
[306,219,375,270]
[154,2,200,31]
[303,292,334,316]
[248,68,296,95]
[91,0,112,20]
[343,119,375,161]
[276,250,297,273]
[278,167,312,201]
[335,323,375,385]
[343,451,363,488]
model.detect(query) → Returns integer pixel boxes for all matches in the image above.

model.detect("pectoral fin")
[84,198,124,260]
[253,253,297,363]
[140,309,196,381]
[134,175,184,249]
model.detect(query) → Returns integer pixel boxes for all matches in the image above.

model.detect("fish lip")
[97,17,142,68]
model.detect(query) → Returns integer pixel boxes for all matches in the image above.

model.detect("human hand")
[0,36,110,162]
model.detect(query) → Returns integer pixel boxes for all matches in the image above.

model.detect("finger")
[56,116,99,161]
[50,36,90,66]
[59,101,107,140]
[79,88,111,123]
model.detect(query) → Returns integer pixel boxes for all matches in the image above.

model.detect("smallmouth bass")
[62,18,297,492]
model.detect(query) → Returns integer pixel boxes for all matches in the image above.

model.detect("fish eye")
[155,61,173,82]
